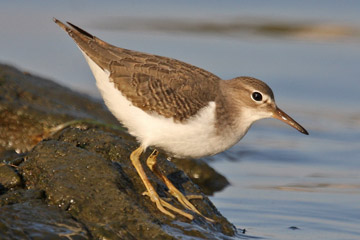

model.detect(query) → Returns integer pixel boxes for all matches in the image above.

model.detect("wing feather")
[54,19,221,121]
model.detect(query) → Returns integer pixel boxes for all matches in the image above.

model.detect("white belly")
[81,51,243,158]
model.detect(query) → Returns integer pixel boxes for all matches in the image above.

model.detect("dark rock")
[170,158,230,195]
[0,199,90,239]
[0,189,44,206]
[0,150,25,166]
[0,64,119,153]
[18,127,236,239]
[0,189,90,239]
[0,164,21,191]
[0,64,237,239]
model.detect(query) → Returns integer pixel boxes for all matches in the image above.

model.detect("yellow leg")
[146,149,214,222]
[130,146,194,220]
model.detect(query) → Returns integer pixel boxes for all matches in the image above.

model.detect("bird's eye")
[251,92,263,102]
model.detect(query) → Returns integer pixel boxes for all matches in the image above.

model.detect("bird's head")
[226,76,308,135]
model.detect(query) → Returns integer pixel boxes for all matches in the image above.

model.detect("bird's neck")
[215,81,254,139]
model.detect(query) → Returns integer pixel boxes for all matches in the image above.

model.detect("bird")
[53,18,308,221]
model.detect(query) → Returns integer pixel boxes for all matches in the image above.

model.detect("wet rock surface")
[170,158,230,196]
[0,64,119,153]
[0,64,236,239]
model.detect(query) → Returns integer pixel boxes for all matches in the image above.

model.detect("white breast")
[81,51,246,158]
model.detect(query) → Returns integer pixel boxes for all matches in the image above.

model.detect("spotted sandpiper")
[54,19,308,221]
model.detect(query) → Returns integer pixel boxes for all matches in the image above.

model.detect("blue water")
[1,1,359,239]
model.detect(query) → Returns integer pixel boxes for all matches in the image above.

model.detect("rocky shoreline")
[0,64,238,239]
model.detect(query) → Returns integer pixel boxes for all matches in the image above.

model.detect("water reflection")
[89,16,360,42]
[255,183,360,194]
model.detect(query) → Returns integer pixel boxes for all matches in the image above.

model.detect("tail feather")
[53,18,112,71]
[53,18,71,34]
[66,21,94,39]
[53,18,93,40]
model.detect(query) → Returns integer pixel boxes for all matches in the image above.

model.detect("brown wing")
[54,19,221,121]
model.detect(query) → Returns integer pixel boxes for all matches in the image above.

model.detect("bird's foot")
[130,146,194,220]
[142,191,193,220]
[146,150,214,222]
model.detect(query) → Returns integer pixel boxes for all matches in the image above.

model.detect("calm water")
[1,1,360,239]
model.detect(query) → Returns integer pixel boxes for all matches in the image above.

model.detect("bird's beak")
[272,107,309,135]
